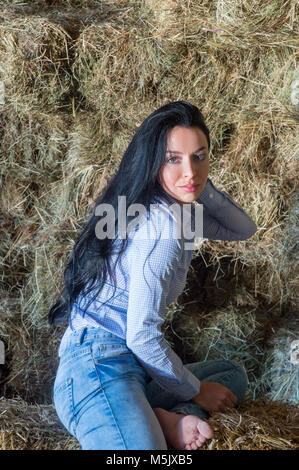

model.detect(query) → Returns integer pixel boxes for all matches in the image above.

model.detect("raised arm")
[196,178,257,241]
[125,213,201,401]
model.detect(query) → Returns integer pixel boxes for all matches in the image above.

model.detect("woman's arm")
[196,178,257,241]
[125,214,201,402]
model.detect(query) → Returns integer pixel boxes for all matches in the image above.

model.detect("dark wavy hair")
[48,101,210,326]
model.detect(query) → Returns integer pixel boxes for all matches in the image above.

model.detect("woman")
[49,101,257,450]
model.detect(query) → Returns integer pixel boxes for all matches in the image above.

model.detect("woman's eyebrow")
[165,146,208,154]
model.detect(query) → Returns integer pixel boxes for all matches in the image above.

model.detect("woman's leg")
[75,374,168,450]
[145,359,248,418]
[53,340,168,450]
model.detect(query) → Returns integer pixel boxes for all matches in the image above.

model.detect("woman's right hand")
[191,382,238,414]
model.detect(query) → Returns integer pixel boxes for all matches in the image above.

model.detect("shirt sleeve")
[125,212,201,401]
[196,178,257,241]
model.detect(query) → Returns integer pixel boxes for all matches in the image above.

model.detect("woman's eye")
[166,154,206,164]
[167,157,177,163]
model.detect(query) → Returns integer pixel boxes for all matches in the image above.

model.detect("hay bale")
[0,110,71,191]
[0,11,75,111]
[164,248,298,402]
[164,299,265,399]
[275,192,299,308]
[71,19,173,127]
[0,108,73,402]
[255,317,299,405]
[0,396,79,450]
[64,110,124,203]
[0,109,72,316]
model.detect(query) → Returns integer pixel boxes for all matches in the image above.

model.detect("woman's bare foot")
[153,407,213,450]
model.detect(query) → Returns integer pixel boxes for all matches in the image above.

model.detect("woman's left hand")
[191,381,238,414]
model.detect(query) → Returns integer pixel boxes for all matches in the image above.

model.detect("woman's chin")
[174,195,199,205]
[164,187,202,205]
[180,190,202,203]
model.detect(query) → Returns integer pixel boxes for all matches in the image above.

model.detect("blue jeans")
[53,326,248,450]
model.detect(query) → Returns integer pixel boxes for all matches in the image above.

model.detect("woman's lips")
[179,184,200,192]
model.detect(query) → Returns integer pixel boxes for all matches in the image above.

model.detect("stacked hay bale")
[0,4,77,403]
[0,0,298,449]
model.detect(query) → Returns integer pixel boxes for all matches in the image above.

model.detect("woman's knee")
[228,359,248,381]
[226,360,248,403]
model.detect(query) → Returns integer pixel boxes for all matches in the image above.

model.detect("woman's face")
[158,125,210,205]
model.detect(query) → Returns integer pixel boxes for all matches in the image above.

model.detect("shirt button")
[209,193,213,198]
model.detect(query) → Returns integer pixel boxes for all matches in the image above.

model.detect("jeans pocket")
[92,349,148,389]
[53,377,77,437]
[91,341,131,361]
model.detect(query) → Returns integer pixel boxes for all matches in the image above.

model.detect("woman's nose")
[182,158,197,178]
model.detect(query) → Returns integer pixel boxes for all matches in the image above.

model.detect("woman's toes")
[190,441,198,450]
[186,438,196,450]
[196,434,206,446]
[197,420,213,439]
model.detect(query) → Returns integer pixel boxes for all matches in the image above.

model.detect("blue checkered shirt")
[58,178,257,401]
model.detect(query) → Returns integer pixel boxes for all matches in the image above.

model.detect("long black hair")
[48,101,210,326]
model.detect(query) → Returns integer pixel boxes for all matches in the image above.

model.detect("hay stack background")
[0,0,298,449]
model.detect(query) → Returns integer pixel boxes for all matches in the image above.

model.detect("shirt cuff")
[174,366,201,401]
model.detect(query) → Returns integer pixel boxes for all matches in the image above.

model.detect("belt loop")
[76,327,87,346]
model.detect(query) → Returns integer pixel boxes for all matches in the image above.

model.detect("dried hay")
[203,397,299,450]
[0,108,73,402]
[70,13,172,128]
[0,109,72,317]
[64,110,126,207]
[0,110,71,191]
[164,252,298,403]
[0,323,64,404]
[0,396,297,450]
[165,301,299,404]
[0,11,74,112]
[0,396,80,450]
[255,317,299,405]
[164,300,264,396]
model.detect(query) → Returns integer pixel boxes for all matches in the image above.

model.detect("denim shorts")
[53,326,248,450]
